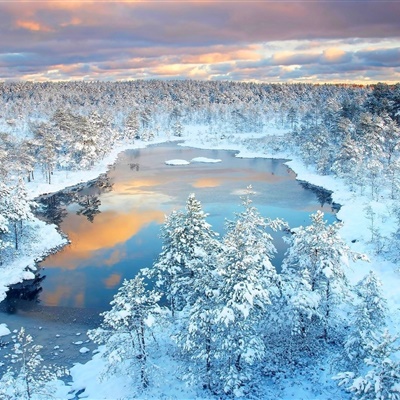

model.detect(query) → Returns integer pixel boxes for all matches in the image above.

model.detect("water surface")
[36,143,336,310]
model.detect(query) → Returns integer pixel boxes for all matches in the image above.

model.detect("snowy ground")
[1,126,399,399]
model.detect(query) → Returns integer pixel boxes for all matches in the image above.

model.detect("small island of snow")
[0,323,11,337]
[191,157,222,163]
[165,157,222,166]
[165,159,190,166]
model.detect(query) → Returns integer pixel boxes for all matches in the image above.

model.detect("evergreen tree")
[124,110,140,141]
[344,271,387,371]
[280,267,320,338]
[0,180,35,251]
[282,211,361,341]
[213,187,285,396]
[335,330,400,400]
[150,194,220,315]
[32,122,59,184]
[0,328,67,400]
[0,213,11,265]
[88,276,163,390]
[172,119,183,137]
[176,284,220,393]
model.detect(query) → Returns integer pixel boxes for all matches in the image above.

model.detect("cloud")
[322,48,348,63]
[16,20,53,32]
[356,47,400,67]
[0,1,399,82]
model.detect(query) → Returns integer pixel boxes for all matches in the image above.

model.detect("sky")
[0,0,399,83]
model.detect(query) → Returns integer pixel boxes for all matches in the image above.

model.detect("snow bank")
[0,218,66,303]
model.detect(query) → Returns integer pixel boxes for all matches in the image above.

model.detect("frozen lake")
[0,142,336,368]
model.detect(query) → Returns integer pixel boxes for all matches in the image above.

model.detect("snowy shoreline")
[2,133,399,315]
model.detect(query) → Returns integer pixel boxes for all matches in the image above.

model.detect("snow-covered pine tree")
[343,270,387,372]
[172,119,183,137]
[0,179,35,251]
[281,211,361,342]
[0,183,12,264]
[176,286,221,393]
[334,330,400,400]
[280,266,321,339]
[149,193,220,315]
[0,213,11,265]
[0,327,67,400]
[124,110,140,141]
[213,186,286,396]
[88,275,163,390]
[32,121,59,184]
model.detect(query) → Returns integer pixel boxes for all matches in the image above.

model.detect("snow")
[166,156,222,165]
[165,159,190,165]
[2,124,400,399]
[0,323,11,337]
[0,218,66,303]
[79,347,90,354]
[191,157,222,163]
[144,314,156,327]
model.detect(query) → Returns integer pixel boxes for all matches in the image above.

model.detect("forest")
[0,81,400,399]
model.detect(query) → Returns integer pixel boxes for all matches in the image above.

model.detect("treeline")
[88,192,399,399]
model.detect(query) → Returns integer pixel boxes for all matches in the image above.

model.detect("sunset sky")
[0,0,399,83]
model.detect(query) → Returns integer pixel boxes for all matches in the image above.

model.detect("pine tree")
[0,180,35,251]
[172,119,183,137]
[213,187,285,396]
[32,121,59,184]
[281,267,321,338]
[282,211,362,341]
[176,288,220,393]
[0,328,67,400]
[88,275,163,390]
[149,194,220,315]
[335,330,400,400]
[124,110,140,141]
[344,271,387,372]
[0,213,11,265]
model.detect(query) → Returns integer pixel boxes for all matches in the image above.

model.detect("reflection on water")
[6,143,337,313]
